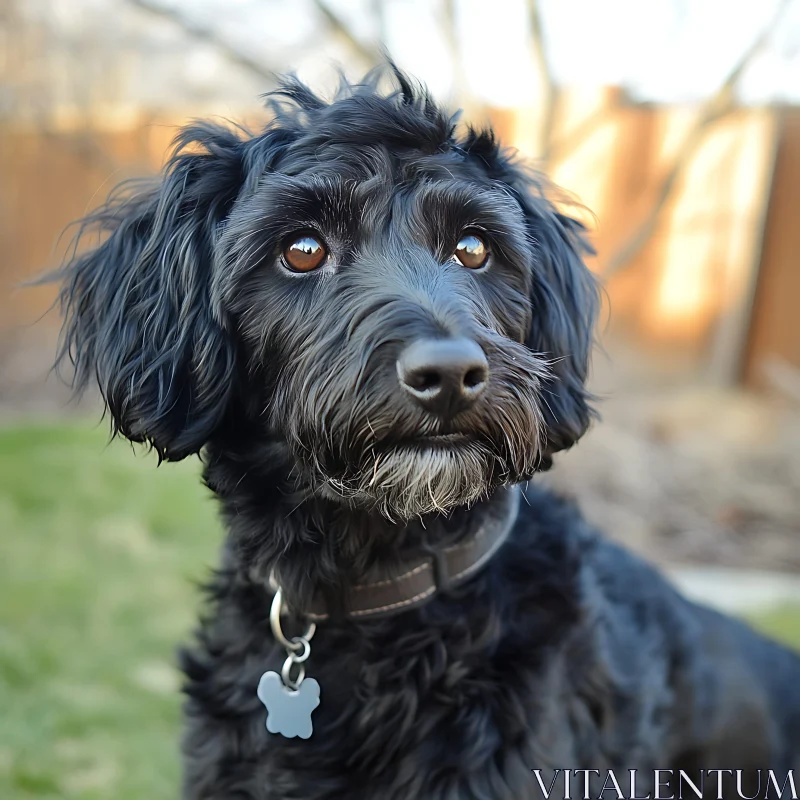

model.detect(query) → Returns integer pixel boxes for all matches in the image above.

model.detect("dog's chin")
[317,439,503,521]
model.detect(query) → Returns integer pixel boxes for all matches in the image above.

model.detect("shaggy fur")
[55,68,800,799]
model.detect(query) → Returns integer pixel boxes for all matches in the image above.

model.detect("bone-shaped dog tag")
[257,671,320,739]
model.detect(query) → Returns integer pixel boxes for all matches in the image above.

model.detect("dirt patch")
[543,386,800,572]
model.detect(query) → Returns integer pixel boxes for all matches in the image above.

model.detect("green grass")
[0,423,221,799]
[748,606,800,652]
[0,422,798,799]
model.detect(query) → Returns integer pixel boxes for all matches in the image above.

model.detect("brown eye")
[283,234,327,273]
[453,233,488,269]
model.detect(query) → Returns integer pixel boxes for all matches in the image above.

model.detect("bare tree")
[123,0,791,282]
[572,0,790,277]
[526,0,559,166]
[310,0,381,67]
[128,0,280,82]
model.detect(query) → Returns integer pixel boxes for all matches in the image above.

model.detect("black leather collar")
[273,486,520,622]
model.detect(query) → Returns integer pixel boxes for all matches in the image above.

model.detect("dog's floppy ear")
[463,130,599,460]
[525,208,598,457]
[56,122,245,461]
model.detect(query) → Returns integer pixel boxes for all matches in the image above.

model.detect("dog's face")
[222,158,544,519]
[58,72,597,521]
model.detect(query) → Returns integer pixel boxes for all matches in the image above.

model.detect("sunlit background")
[2,0,800,797]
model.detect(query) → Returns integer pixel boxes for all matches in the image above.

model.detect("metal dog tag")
[261,586,320,738]
[257,671,320,739]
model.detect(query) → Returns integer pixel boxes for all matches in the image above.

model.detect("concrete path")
[667,566,800,615]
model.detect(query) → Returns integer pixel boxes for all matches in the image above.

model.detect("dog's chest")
[249,613,578,799]
[181,505,605,799]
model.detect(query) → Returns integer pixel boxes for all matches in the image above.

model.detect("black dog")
[56,69,800,799]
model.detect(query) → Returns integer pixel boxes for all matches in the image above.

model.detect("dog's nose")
[397,338,488,417]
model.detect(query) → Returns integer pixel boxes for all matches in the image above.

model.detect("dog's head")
[58,69,598,520]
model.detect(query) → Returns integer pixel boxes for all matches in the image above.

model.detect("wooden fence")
[1,92,794,389]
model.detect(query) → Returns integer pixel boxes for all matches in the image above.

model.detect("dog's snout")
[397,338,488,417]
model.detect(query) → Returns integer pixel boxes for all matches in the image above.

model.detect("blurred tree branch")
[127,0,278,82]
[527,0,559,166]
[311,0,381,66]
[601,0,792,278]
[440,0,466,102]
[545,98,623,165]
[128,0,382,82]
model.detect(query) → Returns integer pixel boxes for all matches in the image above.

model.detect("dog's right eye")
[452,233,489,270]
[282,235,328,273]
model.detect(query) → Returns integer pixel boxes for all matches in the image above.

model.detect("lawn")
[0,423,220,799]
[1,422,798,799]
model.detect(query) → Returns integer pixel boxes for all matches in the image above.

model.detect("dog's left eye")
[282,234,328,273]
[452,234,488,269]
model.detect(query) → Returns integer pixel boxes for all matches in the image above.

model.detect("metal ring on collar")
[281,655,305,690]
[269,587,317,652]
[287,637,311,663]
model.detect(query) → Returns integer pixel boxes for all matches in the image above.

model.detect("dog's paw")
[257,671,320,739]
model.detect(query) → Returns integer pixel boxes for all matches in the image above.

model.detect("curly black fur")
[55,67,800,799]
